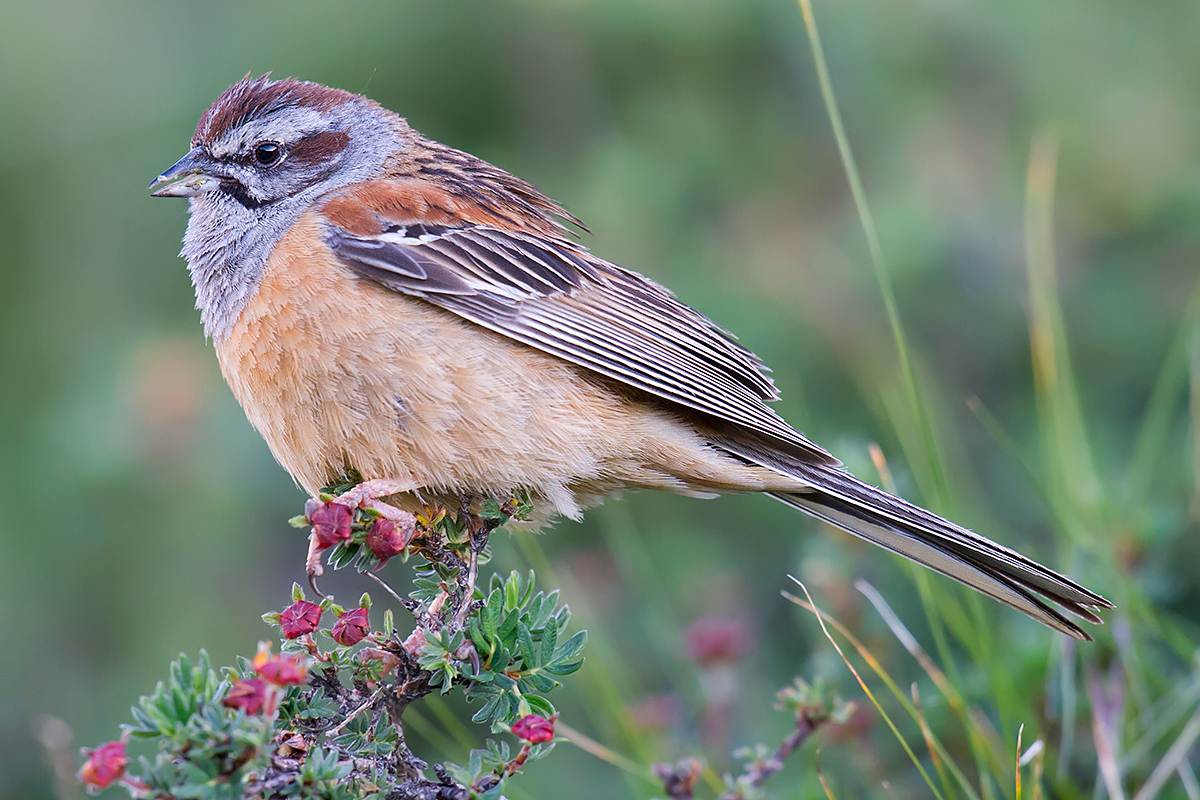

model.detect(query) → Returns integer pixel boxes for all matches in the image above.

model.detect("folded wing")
[325,221,838,466]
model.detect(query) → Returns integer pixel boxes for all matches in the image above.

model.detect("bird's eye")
[253,142,283,166]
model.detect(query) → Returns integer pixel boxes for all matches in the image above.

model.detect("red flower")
[253,649,307,686]
[223,678,268,714]
[279,600,322,639]
[684,615,750,667]
[331,607,371,647]
[307,501,353,548]
[365,517,410,564]
[78,740,127,790]
[511,714,555,744]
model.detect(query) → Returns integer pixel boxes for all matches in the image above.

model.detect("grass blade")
[913,682,959,800]
[1016,724,1024,800]
[787,578,963,800]
[1191,326,1200,520]
[554,720,650,784]
[1087,666,1128,800]
[795,0,951,510]
[1124,280,1200,502]
[1024,129,1102,544]
[857,579,1010,792]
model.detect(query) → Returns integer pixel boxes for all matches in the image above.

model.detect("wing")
[323,220,838,466]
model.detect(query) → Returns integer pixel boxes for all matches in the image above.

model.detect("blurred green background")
[3,0,1200,797]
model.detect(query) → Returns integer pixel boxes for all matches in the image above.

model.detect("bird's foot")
[304,476,420,596]
[332,477,418,519]
[331,476,419,548]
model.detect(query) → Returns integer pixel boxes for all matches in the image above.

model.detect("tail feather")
[714,434,1111,639]
[770,489,1101,639]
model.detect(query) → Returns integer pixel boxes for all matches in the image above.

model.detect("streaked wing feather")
[325,223,837,465]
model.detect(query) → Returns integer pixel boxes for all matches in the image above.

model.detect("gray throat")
[181,190,308,341]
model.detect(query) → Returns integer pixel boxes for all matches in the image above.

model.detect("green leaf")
[552,631,587,663]
[469,620,491,657]
[540,623,558,665]
[472,695,501,724]
[505,693,520,723]
[525,694,555,718]
[327,541,361,570]
[524,673,557,693]
[504,571,520,609]
[525,595,546,629]
[490,642,511,671]
[554,604,571,631]
[519,570,537,608]
[485,590,503,634]
[171,685,191,722]
[516,623,536,667]
[497,608,520,642]
[543,660,583,676]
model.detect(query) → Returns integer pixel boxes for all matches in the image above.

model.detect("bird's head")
[150,74,405,208]
[148,75,409,339]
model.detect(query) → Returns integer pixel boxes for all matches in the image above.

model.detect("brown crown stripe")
[194,74,358,146]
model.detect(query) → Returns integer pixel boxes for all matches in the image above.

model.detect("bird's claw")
[303,477,420,595]
[306,532,326,598]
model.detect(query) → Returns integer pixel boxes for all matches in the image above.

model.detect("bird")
[149,74,1111,639]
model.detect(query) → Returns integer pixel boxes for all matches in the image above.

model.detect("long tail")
[715,437,1112,638]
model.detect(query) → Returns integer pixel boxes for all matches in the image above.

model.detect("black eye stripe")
[221,179,269,209]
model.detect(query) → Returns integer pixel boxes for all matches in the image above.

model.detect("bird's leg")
[452,496,479,628]
[455,549,482,630]
[453,497,512,629]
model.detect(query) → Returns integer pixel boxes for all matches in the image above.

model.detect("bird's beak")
[149,148,220,198]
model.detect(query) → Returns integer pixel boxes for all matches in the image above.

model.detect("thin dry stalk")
[788,579,946,800]
[1088,667,1127,800]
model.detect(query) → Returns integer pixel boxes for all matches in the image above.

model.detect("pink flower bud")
[78,740,127,789]
[511,714,555,744]
[253,649,307,686]
[308,501,352,548]
[222,678,268,714]
[331,607,371,647]
[365,517,410,564]
[279,600,322,639]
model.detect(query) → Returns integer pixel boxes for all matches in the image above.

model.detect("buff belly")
[213,211,804,520]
